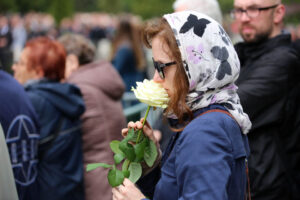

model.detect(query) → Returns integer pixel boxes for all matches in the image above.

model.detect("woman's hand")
[121,118,156,141]
[112,178,146,200]
[121,118,162,175]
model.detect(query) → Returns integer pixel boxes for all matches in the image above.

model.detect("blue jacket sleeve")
[112,47,133,73]
[175,117,233,200]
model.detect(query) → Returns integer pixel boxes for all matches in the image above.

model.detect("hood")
[25,79,85,119]
[67,60,125,100]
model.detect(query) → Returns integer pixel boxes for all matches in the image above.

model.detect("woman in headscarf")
[112,11,252,200]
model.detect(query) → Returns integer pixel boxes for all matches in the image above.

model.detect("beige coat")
[68,60,126,200]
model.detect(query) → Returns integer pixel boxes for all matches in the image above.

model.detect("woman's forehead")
[152,37,173,62]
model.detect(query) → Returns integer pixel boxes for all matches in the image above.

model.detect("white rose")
[131,79,169,108]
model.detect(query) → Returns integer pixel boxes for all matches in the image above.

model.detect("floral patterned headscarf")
[164,11,251,134]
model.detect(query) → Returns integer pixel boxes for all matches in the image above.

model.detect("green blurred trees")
[0,0,299,23]
[49,0,74,24]
[0,0,16,13]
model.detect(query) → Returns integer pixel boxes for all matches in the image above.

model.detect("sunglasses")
[152,57,176,79]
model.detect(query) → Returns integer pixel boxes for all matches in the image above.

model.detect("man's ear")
[273,4,285,24]
[65,54,79,79]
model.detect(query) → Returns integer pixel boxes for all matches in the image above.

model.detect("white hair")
[173,0,223,24]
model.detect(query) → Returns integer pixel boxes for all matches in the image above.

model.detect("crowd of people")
[0,0,300,200]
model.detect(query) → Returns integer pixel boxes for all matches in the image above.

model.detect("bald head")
[173,0,223,24]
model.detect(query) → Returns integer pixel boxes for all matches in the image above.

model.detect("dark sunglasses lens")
[159,71,164,79]
[153,60,164,79]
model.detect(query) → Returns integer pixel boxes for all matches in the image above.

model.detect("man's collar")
[235,33,292,60]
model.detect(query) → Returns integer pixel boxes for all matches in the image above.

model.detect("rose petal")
[131,79,169,108]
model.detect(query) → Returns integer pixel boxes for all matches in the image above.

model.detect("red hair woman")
[12,37,85,200]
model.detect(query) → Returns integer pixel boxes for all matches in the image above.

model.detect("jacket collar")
[235,33,292,63]
[168,104,226,130]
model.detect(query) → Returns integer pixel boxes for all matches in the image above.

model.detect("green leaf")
[114,153,125,164]
[122,159,130,171]
[128,162,142,183]
[144,139,158,167]
[123,170,130,178]
[134,137,147,162]
[125,128,135,141]
[108,169,125,187]
[110,140,124,155]
[129,129,145,143]
[86,163,112,171]
[119,138,136,161]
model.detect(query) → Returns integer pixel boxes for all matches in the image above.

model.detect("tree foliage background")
[0,0,299,24]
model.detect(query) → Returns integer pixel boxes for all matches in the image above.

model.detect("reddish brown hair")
[142,18,192,129]
[25,37,66,80]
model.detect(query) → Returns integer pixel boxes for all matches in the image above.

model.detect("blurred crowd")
[0,12,144,72]
[1,10,300,72]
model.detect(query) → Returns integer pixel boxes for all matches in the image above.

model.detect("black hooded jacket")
[235,34,299,200]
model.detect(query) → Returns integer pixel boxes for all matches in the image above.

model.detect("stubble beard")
[242,31,271,44]
[241,24,273,44]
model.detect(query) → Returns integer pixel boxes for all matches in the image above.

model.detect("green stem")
[125,159,130,170]
[136,106,151,143]
[124,106,151,172]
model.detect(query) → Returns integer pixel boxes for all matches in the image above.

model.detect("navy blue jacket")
[25,79,85,200]
[138,105,249,200]
[112,45,146,92]
[0,70,40,200]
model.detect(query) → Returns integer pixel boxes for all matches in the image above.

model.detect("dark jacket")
[112,44,146,91]
[138,104,249,200]
[68,60,126,200]
[235,34,299,200]
[0,70,40,200]
[292,39,300,58]
[25,79,85,200]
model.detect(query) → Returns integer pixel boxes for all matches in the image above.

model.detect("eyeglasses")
[152,57,176,79]
[231,4,279,19]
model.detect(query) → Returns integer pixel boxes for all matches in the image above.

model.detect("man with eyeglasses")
[232,0,300,199]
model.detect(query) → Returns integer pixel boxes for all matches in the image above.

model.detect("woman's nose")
[153,70,163,82]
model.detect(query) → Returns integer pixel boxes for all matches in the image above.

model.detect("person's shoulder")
[264,35,296,58]
[179,110,248,158]
[175,111,240,159]
[291,39,300,58]
[68,61,125,98]
[0,71,39,120]
[117,44,133,54]
[257,43,297,69]
[181,111,238,143]
[189,110,237,129]
[0,70,24,93]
